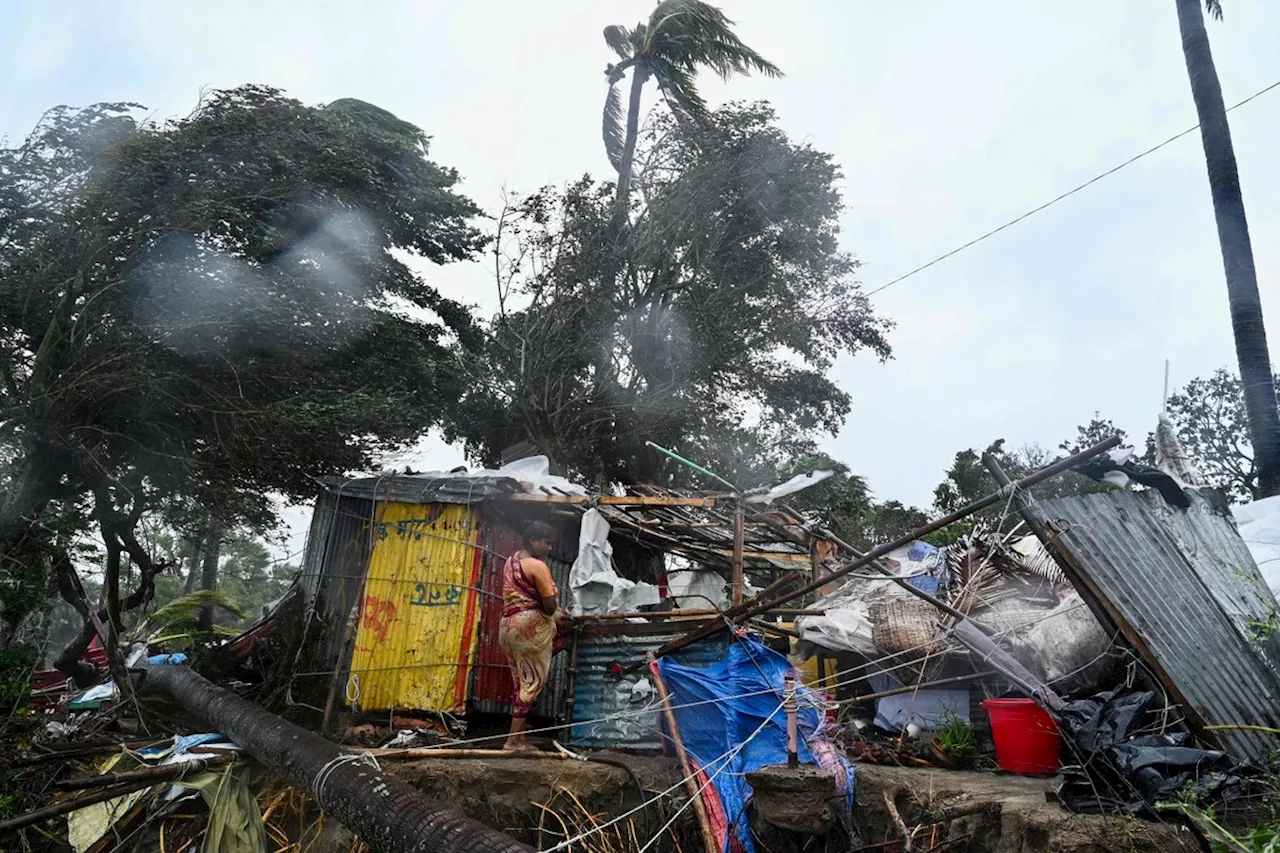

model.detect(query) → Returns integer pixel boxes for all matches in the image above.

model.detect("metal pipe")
[768,436,1121,611]
[621,571,803,674]
[980,451,1120,638]
[138,663,531,853]
[644,440,739,491]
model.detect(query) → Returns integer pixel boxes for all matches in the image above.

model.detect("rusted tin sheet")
[570,634,728,751]
[469,517,577,720]
[1043,488,1280,761]
[300,491,378,668]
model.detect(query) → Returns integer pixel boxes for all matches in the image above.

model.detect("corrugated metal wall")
[1044,488,1280,761]
[345,502,485,713]
[300,491,379,668]
[469,517,576,719]
[571,634,729,751]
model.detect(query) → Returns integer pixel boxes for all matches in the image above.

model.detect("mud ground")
[373,753,1203,853]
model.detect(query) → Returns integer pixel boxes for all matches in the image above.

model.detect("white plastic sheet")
[667,568,728,610]
[869,669,970,732]
[568,509,660,615]
[745,470,835,505]
[1234,494,1280,597]
[793,541,946,657]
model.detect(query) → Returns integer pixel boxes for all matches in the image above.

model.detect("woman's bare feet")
[502,738,537,752]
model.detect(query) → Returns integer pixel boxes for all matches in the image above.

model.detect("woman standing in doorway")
[499,521,571,751]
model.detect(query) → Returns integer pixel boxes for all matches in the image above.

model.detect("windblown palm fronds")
[131,589,247,644]
[601,0,780,197]
[946,528,1064,612]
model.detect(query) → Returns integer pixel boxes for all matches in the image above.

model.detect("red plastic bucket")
[980,699,1061,775]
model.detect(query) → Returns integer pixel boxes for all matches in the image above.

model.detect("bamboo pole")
[836,671,997,706]
[54,755,234,791]
[365,748,570,761]
[645,437,1123,664]
[0,779,162,833]
[12,739,167,768]
[560,630,580,745]
[648,653,719,853]
[582,607,826,622]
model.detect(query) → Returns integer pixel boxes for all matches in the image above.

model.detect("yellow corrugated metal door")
[347,502,484,712]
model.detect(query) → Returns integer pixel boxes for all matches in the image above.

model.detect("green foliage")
[0,85,484,639]
[933,712,976,762]
[1160,801,1279,853]
[779,453,929,551]
[454,102,890,485]
[0,643,36,713]
[131,589,246,644]
[1163,368,1279,502]
[601,0,780,185]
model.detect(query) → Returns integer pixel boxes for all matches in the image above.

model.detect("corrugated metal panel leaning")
[1043,488,1280,762]
[301,491,379,669]
[571,633,728,751]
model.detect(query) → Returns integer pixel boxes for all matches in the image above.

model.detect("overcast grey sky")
[4,1,1278,555]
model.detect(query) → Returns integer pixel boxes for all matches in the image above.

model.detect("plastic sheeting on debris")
[668,567,728,610]
[794,540,947,657]
[568,509,661,615]
[1056,689,1248,814]
[744,470,835,505]
[1235,494,1280,597]
[868,669,970,733]
[174,764,267,853]
[656,637,856,853]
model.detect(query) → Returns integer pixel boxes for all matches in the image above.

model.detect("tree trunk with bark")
[197,526,223,633]
[139,663,532,853]
[615,62,651,208]
[1175,0,1280,498]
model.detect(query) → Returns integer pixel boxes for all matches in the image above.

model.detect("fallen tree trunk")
[138,663,531,853]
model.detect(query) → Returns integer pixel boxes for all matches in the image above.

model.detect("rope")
[312,751,381,801]
[370,600,1092,755]
[548,698,787,852]
[633,701,786,853]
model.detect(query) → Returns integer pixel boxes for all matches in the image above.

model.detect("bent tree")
[0,86,485,669]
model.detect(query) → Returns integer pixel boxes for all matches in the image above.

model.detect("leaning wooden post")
[648,652,719,853]
[980,451,1120,638]
[784,673,799,769]
[731,500,745,607]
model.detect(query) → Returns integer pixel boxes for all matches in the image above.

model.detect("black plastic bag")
[1054,689,1247,814]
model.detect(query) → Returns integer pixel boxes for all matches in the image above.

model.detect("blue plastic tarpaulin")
[655,636,855,853]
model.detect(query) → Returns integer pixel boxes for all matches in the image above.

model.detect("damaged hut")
[297,457,837,735]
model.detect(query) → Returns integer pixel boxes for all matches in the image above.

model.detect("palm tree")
[601,0,781,206]
[1175,0,1280,498]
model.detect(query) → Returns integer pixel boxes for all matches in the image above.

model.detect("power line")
[866,77,1280,298]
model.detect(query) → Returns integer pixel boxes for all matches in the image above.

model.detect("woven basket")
[870,598,946,658]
